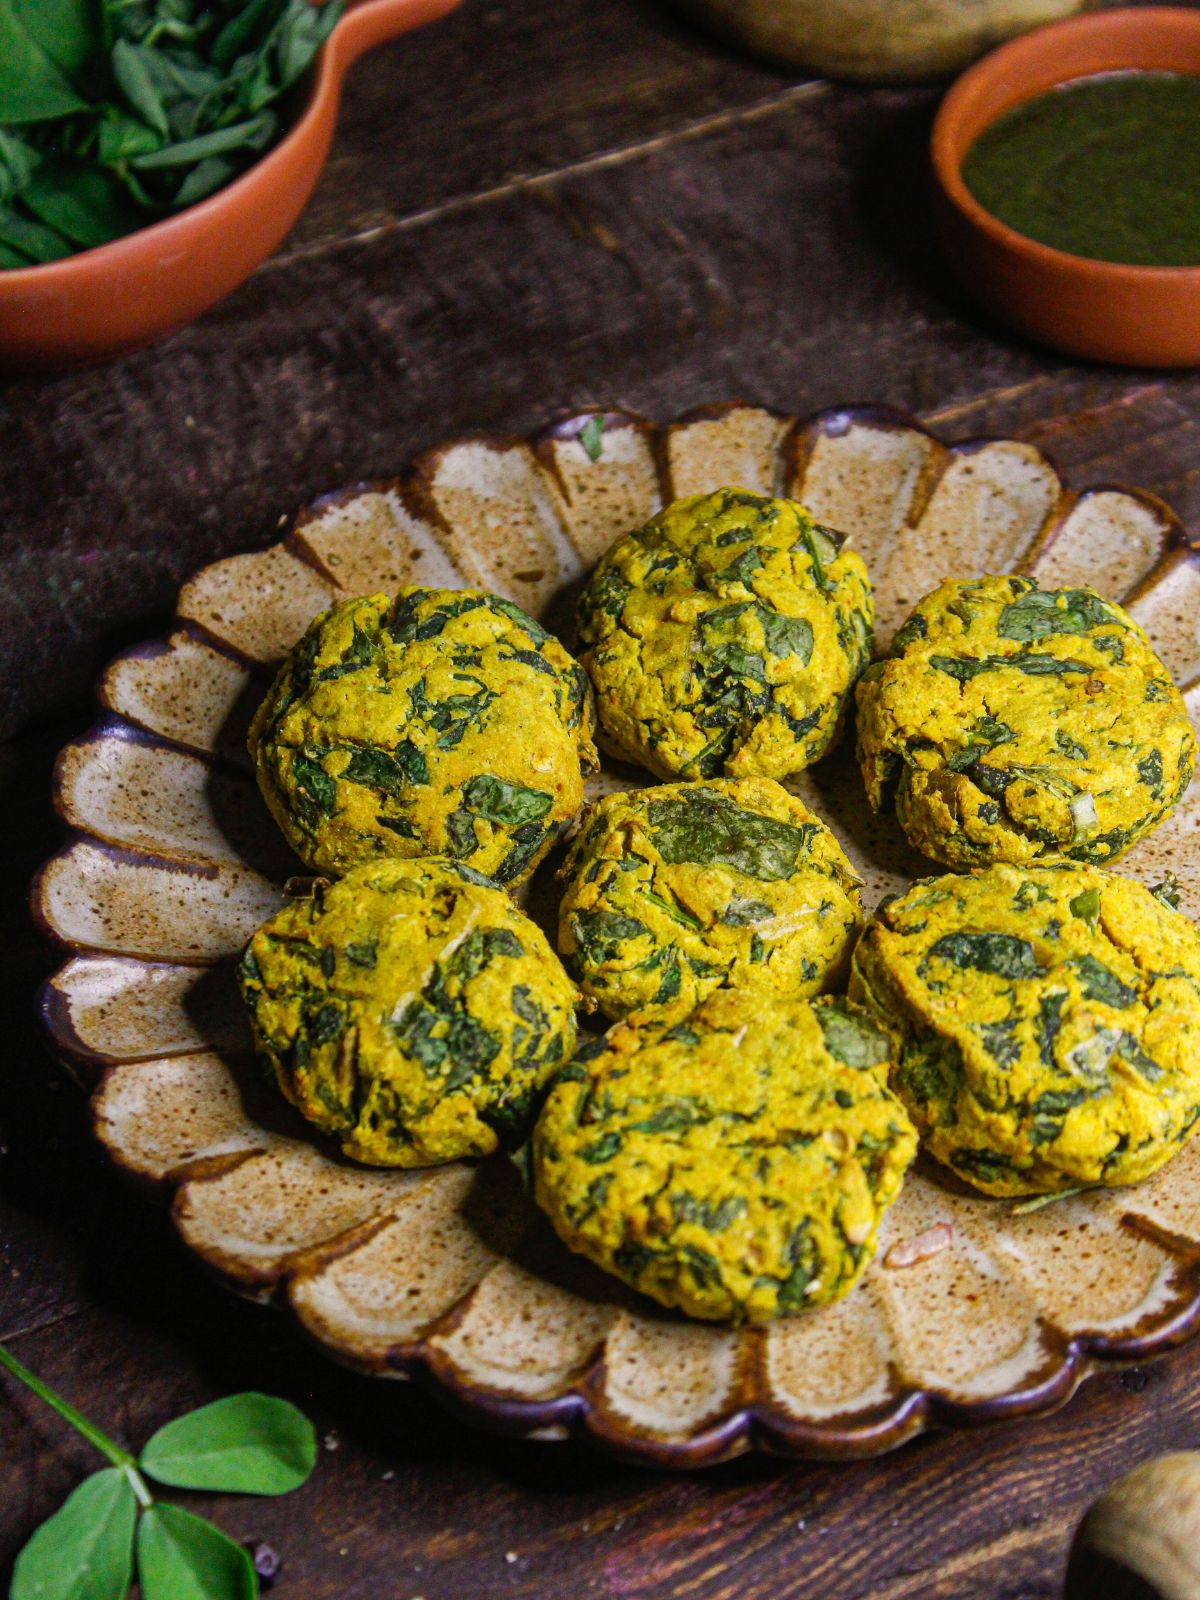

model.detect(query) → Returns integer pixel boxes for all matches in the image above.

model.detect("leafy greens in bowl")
[0,0,343,268]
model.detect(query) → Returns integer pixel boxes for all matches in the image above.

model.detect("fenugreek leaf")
[0,202,73,262]
[140,1393,317,1495]
[136,1505,257,1600]
[0,0,90,121]
[10,1468,137,1600]
[815,999,891,1071]
[20,158,139,248]
[996,586,1117,642]
[13,0,97,78]
[111,38,171,135]
[0,129,42,203]
[1153,873,1182,911]
[580,415,605,461]
[1068,887,1100,930]
[926,931,1040,980]
[132,113,278,171]
[462,774,552,826]
[648,790,814,881]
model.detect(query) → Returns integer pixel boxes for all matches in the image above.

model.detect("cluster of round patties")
[238,486,1200,1324]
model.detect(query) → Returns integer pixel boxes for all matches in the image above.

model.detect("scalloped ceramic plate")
[34,402,1200,1467]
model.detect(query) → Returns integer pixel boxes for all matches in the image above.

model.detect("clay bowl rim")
[0,0,450,294]
[931,5,1200,285]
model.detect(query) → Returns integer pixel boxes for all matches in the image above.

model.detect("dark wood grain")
[6,0,1200,1594]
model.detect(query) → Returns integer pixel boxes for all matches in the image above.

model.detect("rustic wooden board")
[4,0,1200,1592]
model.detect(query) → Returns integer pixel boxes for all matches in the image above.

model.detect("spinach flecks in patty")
[815,1000,891,1071]
[925,931,1041,980]
[290,753,337,827]
[930,652,1095,683]
[1062,954,1137,1010]
[997,586,1120,643]
[1138,748,1165,799]
[572,911,650,965]
[648,790,816,880]
[343,741,429,794]
[462,774,553,826]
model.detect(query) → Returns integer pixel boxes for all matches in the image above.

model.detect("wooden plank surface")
[4,0,1200,1595]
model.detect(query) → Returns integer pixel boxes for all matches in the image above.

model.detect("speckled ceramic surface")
[34,402,1200,1466]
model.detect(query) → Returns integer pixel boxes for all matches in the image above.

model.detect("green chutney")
[961,72,1200,267]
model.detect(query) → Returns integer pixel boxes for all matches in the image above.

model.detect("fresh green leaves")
[2,1344,318,1600]
[0,0,342,266]
[648,790,816,881]
[0,0,89,122]
[11,1468,137,1600]
[580,415,606,462]
[137,1507,256,1600]
[140,1394,317,1494]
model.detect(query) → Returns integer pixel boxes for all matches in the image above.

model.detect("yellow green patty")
[577,488,873,781]
[249,587,597,883]
[850,862,1200,1196]
[558,778,862,1024]
[533,990,917,1322]
[856,574,1194,869]
[238,857,578,1167]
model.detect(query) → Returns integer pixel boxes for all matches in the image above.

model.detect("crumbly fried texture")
[239,858,578,1167]
[856,575,1194,870]
[533,990,916,1322]
[249,587,597,882]
[558,777,862,1024]
[577,488,873,781]
[850,862,1200,1196]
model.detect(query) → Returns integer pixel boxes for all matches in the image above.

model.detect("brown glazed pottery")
[932,7,1200,366]
[0,0,461,372]
[33,400,1200,1467]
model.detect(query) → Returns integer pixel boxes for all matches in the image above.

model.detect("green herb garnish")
[1011,1186,1092,1216]
[2,1343,316,1599]
[0,0,343,267]
[579,414,606,462]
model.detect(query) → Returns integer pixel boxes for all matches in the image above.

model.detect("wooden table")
[4,2,1199,1595]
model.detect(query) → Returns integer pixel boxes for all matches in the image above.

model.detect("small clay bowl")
[932,6,1200,367]
[0,0,460,372]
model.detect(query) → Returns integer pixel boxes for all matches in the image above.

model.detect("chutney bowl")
[932,6,1200,366]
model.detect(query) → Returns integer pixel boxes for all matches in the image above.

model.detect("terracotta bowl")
[0,0,460,372]
[932,6,1200,366]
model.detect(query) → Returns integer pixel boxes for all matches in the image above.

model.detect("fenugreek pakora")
[856,575,1194,869]
[239,857,578,1167]
[250,587,597,883]
[577,488,873,781]
[558,778,862,1023]
[533,989,916,1322]
[850,862,1200,1196]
